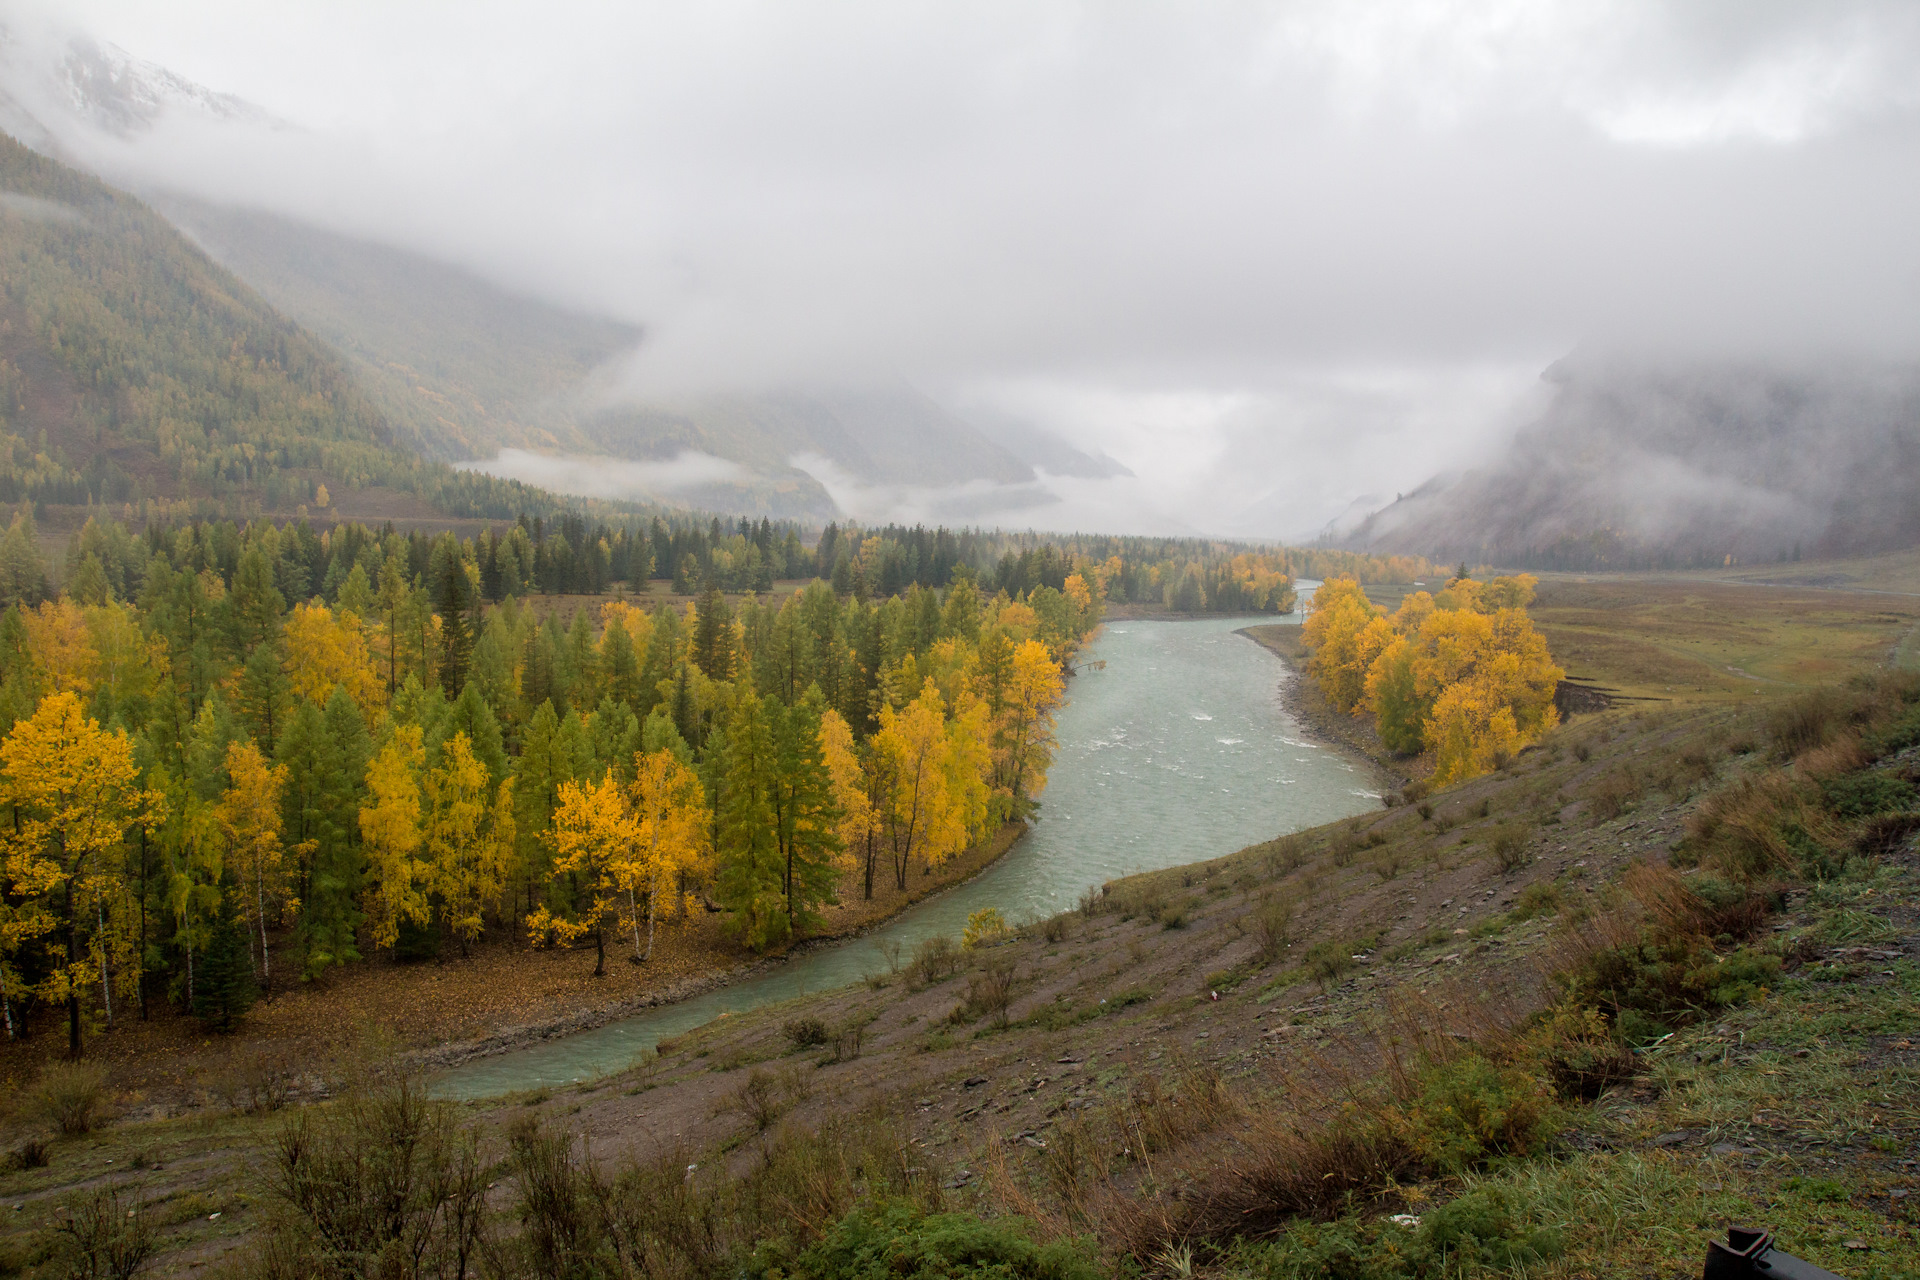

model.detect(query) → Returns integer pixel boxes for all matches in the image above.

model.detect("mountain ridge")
[1340,352,1920,570]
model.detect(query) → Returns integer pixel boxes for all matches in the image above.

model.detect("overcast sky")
[9,1,1920,536]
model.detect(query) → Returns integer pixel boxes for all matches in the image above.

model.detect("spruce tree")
[195,881,257,1032]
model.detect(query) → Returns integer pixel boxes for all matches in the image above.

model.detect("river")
[434,609,1380,1098]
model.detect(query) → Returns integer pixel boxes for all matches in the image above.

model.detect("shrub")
[1302,940,1355,986]
[962,908,1009,949]
[961,960,1017,1029]
[1488,822,1532,873]
[1585,766,1643,820]
[6,1138,50,1171]
[1039,913,1071,944]
[33,1060,110,1135]
[1250,896,1296,963]
[1509,881,1562,922]
[827,1022,865,1063]
[268,1080,487,1278]
[1394,1055,1554,1174]
[1767,688,1847,757]
[784,1018,829,1050]
[732,1070,787,1131]
[1558,932,1781,1044]
[1526,1004,1637,1100]
[907,936,960,988]
[1821,771,1919,820]
[745,1200,1103,1280]
[49,1185,154,1280]
[1423,1185,1563,1268]
[211,1046,300,1114]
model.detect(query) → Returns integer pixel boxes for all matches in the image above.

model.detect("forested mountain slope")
[0,132,560,532]
[1342,352,1920,570]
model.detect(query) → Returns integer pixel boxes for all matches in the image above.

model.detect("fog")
[7,2,1920,535]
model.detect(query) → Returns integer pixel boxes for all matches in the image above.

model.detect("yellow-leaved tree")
[819,708,883,899]
[213,740,291,993]
[530,773,637,976]
[423,732,514,955]
[359,726,429,950]
[628,748,707,962]
[1305,574,1563,786]
[0,692,163,1056]
[995,638,1065,816]
[871,680,956,890]
[24,600,99,696]
[1303,577,1389,714]
[283,601,384,711]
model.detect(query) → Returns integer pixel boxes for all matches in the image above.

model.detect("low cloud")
[455,448,747,503]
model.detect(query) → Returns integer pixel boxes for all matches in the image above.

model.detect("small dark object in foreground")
[1705,1227,1844,1280]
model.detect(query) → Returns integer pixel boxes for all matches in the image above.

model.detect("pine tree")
[193,878,256,1032]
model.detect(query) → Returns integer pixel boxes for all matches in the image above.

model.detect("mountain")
[1339,353,1920,570]
[0,34,1127,519]
[0,130,563,534]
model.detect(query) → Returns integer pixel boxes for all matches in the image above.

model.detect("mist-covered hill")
[0,36,1107,521]
[162,199,1119,518]
[1340,353,1920,570]
[0,132,554,523]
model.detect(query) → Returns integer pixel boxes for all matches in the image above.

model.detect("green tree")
[692,584,734,681]
[193,875,256,1032]
[435,542,474,697]
[714,691,785,949]
[234,640,291,749]
[769,689,843,934]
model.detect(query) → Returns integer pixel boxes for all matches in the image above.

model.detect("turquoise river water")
[433,607,1380,1098]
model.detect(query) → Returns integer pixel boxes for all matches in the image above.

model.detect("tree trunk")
[2,966,14,1040]
[97,900,113,1029]
[644,874,658,963]
[256,858,271,998]
[66,884,82,1057]
[138,831,149,1020]
[593,923,606,977]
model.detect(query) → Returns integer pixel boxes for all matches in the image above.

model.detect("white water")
[434,608,1377,1098]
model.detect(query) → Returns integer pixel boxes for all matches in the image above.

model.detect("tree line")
[0,509,1104,1056]
[1303,574,1564,785]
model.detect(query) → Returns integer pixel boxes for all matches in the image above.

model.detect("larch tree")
[423,732,514,955]
[0,691,162,1056]
[213,740,291,995]
[768,689,843,934]
[996,639,1065,817]
[627,748,707,962]
[819,708,883,900]
[283,601,384,711]
[871,680,953,891]
[359,725,429,950]
[531,773,637,976]
[714,690,786,948]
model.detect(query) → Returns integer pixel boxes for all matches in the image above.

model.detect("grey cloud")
[8,1,1920,535]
